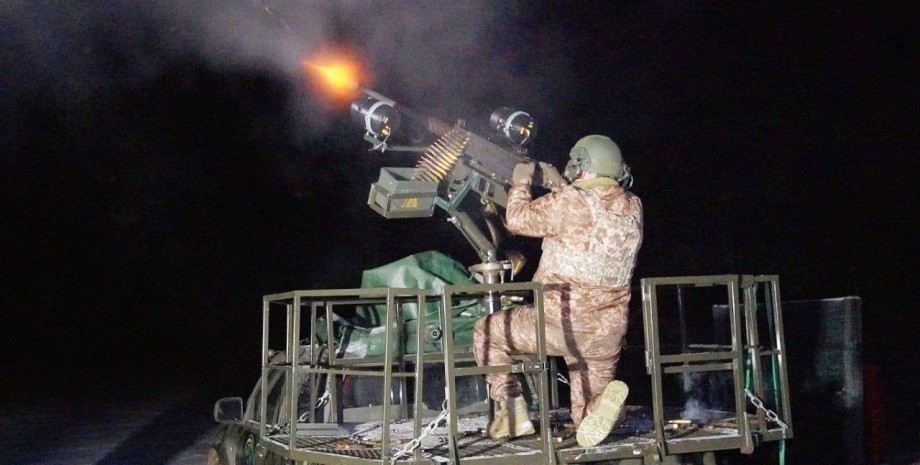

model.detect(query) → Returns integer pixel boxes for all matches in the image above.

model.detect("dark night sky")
[1,0,917,451]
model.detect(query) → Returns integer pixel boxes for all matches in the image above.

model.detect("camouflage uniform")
[473,178,643,425]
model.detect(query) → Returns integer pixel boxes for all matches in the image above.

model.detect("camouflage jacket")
[506,179,643,322]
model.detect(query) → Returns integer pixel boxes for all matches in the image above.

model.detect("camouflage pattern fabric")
[473,180,642,425]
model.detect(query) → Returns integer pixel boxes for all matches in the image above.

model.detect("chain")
[315,384,332,407]
[392,400,450,460]
[556,373,570,385]
[745,389,789,430]
[298,378,332,422]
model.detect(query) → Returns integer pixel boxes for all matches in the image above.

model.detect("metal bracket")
[511,361,547,373]
[436,170,481,213]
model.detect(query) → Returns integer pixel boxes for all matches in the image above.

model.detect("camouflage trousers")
[472,287,630,426]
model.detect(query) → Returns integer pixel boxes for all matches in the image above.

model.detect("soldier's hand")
[537,162,567,189]
[512,162,536,185]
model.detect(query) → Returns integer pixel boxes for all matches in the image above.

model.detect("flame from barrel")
[302,51,366,102]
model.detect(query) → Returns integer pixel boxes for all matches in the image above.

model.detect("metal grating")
[276,436,384,459]
[268,405,743,463]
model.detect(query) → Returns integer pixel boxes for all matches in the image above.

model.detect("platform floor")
[266,405,742,463]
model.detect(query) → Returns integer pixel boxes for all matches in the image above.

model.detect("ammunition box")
[368,167,438,218]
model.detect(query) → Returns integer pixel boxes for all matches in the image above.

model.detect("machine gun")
[351,87,558,281]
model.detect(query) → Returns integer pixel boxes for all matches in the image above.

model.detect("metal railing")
[257,283,554,465]
[640,275,794,459]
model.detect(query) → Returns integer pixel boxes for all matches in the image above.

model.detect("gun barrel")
[356,86,541,188]
[357,85,395,106]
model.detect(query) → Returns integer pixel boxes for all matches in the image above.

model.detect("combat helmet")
[563,135,633,188]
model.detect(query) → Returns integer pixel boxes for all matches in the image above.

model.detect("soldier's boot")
[576,380,629,447]
[487,396,536,439]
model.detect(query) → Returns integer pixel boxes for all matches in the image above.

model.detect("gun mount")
[353,87,549,273]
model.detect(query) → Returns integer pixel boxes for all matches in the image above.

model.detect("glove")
[537,162,567,188]
[512,162,536,185]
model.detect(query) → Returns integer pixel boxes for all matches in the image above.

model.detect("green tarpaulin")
[315,250,483,356]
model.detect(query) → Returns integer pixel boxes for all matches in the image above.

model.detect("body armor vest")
[540,189,641,287]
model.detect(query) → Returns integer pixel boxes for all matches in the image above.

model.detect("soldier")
[473,135,643,447]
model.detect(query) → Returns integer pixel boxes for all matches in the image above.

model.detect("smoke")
[679,372,734,424]
[0,1,293,95]
[0,0,576,303]
[0,0,569,134]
